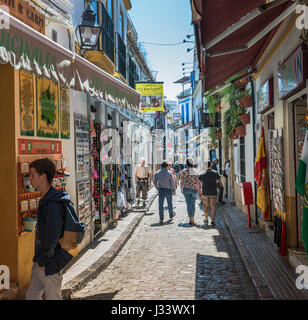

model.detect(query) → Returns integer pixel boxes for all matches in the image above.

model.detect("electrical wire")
[139,41,189,46]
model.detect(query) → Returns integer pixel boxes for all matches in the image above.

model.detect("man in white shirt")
[135,158,151,206]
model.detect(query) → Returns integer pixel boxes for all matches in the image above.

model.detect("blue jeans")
[158,188,174,221]
[183,188,198,217]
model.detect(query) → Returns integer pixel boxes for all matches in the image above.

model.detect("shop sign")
[257,78,273,114]
[18,139,61,154]
[0,9,140,112]
[0,0,45,34]
[20,69,34,136]
[135,82,164,112]
[278,45,307,99]
[36,77,59,138]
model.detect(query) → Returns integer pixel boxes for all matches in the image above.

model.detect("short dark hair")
[29,158,56,184]
[186,158,194,168]
[161,160,169,168]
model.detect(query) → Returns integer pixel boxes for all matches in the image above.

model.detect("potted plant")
[239,111,250,125]
[235,125,246,137]
[231,129,239,139]
[238,88,252,108]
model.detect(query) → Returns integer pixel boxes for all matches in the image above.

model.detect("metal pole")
[250,76,258,226]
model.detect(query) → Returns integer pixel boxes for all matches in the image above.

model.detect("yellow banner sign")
[135,82,164,112]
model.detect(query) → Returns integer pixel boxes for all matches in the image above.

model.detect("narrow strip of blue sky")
[130,0,194,101]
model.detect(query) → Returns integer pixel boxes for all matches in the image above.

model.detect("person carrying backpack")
[26,158,85,300]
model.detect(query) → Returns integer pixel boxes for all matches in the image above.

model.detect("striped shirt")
[180,168,199,190]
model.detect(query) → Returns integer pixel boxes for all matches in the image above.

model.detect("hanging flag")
[295,130,308,258]
[254,127,270,220]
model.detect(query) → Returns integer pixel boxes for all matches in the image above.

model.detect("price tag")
[21,163,29,174]
[21,200,29,212]
[29,199,37,210]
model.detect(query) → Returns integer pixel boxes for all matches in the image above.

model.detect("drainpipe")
[250,75,258,226]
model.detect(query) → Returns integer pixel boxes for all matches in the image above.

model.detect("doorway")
[294,96,307,248]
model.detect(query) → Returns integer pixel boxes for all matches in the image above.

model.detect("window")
[52,29,57,42]
[88,1,98,24]
[186,103,189,123]
[239,137,245,182]
[119,10,124,39]
[107,0,113,20]
[181,104,184,123]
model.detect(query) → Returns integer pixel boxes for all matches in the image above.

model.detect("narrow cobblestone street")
[72,191,258,300]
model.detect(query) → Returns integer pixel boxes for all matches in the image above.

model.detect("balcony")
[128,55,137,88]
[117,33,126,79]
[83,2,115,75]
[177,87,192,99]
[100,4,114,63]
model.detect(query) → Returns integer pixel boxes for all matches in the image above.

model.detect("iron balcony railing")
[100,3,114,63]
[128,55,137,88]
[117,33,126,78]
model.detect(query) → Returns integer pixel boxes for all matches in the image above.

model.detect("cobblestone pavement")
[72,191,258,300]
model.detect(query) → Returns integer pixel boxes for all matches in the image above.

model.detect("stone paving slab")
[221,204,308,300]
[61,188,158,299]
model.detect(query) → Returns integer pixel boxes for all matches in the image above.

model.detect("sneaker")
[159,220,164,224]
[204,219,209,225]
[170,213,176,219]
[210,221,216,226]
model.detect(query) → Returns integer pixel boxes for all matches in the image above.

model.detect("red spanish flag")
[254,127,270,220]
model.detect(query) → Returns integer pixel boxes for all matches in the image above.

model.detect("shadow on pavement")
[150,220,174,227]
[71,289,121,300]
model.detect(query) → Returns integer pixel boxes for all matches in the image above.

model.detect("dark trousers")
[158,188,174,221]
[217,183,224,202]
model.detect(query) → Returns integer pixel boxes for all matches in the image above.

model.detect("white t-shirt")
[136,165,150,178]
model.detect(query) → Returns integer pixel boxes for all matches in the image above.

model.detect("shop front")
[254,15,308,260]
[0,10,140,292]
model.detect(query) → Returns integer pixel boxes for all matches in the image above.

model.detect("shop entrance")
[294,96,307,248]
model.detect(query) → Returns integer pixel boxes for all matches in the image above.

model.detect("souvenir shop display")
[91,122,103,234]
[268,129,285,215]
[17,139,68,235]
[75,114,92,232]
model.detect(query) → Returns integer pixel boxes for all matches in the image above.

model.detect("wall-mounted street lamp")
[76,4,101,50]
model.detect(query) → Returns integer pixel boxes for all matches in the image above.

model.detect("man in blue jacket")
[25,158,73,300]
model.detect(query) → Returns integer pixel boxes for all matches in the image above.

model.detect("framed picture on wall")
[20,69,34,136]
[36,77,59,138]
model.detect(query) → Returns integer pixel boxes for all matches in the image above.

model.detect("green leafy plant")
[221,83,246,141]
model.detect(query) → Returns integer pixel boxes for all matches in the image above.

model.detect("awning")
[174,121,192,131]
[191,0,295,91]
[0,9,140,112]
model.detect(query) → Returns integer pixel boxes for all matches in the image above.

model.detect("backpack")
[59,201,86,252]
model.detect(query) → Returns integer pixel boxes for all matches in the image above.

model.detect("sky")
[129,0,194,101]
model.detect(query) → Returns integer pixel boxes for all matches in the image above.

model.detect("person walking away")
[180,158,200,225]
[212,158,225,205]
[223,160,230,200]
[198,161,221,226]
[25,158,74,300]
[153,161,176,224]
[135,158,151,206]
[168,162,178,190]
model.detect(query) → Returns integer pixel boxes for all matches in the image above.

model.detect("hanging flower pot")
[216,103,221,112]
[216,131,222,139]
[238,96,252,108]
[239,112,250,125]
[231,130,238,139]
[235,125,246,137]
[238,77,249,88]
